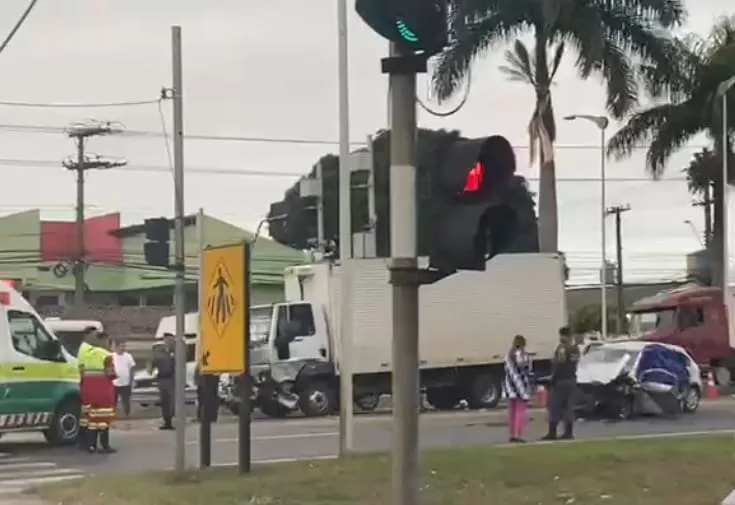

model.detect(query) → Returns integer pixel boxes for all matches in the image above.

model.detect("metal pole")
[316,161,325,250]
[197,208,211,468]
[613,208,625,333]
[723,91,729,302]
[366,134,377,256]
[74,138,85,306]
[600,127,608,339]
[171,25,187,473]
[337,0,354,456]
[389,42,419,505]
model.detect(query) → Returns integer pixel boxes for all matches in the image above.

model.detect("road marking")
[0,454,85,495]
[185,432,339,445]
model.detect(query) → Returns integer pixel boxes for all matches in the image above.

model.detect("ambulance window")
[7,310,62,362]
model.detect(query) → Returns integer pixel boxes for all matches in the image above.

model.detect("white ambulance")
[0,284,81,445]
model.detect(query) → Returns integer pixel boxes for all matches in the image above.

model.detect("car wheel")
[43,396,81,446]
[682,386,701,413]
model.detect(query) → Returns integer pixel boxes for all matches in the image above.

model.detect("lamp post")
[564,114,610,338]
[716,76,735,304]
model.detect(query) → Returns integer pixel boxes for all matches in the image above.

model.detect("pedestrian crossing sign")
[200,241,249,374]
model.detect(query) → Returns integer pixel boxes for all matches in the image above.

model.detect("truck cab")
[629,284,735,384]
[0,284,81,445]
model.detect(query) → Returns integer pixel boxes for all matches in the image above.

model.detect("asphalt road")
[2,399,735,476]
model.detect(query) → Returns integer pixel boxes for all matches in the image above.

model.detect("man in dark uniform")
[151,335,176,430]
[542,326,580,440]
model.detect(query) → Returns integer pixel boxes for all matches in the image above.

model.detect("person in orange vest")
[79,331,117,453]
[76,328,100,451]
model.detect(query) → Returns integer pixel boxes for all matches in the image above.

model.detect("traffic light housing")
[355,0,447,56]
[143,217,170,268]
[429,135,539,272]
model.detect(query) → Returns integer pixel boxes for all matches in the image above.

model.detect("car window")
[8,310,63,362]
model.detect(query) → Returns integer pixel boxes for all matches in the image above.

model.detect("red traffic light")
[463,162,484,193]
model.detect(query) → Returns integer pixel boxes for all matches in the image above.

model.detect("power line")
[0,99,160,108]
[0,156,695,181]
[0,122,719,151]
[0,0,39,56]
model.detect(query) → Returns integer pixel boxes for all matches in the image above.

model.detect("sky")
[0,0,732,285]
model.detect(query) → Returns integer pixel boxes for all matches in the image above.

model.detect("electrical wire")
[0,0,39,56]
[417,67,471,118]
[0,98,161,108]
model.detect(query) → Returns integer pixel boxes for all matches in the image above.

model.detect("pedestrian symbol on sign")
[206,261,237,338]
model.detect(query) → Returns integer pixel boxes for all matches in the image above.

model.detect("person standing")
[112,340,136,420]
[76,328,98,451]
[503,334,533,443]
[151,334,176,430]
[79,332,117,453]
[542,326,580,441]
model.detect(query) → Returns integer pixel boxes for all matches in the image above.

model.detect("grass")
[36,435,735,505]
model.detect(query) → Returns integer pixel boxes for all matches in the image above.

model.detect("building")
[0,209,307,310]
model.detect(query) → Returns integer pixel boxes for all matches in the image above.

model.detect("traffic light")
[429,135,538,272]
[143,217,170,268]
[355,0,447,55]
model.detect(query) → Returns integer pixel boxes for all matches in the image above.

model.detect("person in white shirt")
[112,340,136,418]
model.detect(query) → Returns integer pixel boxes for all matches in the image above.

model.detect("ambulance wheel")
[299,381,335,417]
[466,374,502,409]
[44,397,81,446]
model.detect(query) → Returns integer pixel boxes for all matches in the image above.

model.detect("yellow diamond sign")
[200,242,248,374]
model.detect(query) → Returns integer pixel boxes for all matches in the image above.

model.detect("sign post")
[199,241,251,473]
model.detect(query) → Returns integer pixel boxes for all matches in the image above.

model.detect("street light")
[564,114,610,338]
[716,76,735,303]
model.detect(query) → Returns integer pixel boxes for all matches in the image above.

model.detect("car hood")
[577,359,630,385]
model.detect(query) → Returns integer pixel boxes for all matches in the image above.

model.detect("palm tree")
[432,0,685,252]
[607,17,735,289]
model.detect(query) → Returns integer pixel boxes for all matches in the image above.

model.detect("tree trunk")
[537,157,558,252]
[711,176,724,289]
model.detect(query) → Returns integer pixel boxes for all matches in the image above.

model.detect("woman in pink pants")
[503,334,533,443]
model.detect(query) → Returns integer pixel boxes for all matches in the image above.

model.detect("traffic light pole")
[387,43,420,505]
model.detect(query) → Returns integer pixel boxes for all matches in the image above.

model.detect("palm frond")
[431,0,528,102]
[548,42,565,80]
[499,40,536,85]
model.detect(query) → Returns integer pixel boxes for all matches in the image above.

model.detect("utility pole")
[336,0,354,456]
[388,42,419,505]
[605,204,631,334]
[693,182,714,249]
[64,121,125,306]
[170,25,187,474]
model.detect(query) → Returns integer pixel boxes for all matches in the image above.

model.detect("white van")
[0,285,81,445]
[44,318,104,358]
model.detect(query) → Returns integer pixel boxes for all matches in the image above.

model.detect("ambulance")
[0,283,81,445]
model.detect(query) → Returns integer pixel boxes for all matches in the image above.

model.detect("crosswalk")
[0,452,85,494]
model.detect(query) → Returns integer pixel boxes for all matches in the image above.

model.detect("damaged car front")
[576,347,641,419]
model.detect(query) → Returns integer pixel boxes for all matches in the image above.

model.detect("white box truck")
[251,253,567,417]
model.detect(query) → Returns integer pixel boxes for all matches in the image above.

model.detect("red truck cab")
[629,284,735,385]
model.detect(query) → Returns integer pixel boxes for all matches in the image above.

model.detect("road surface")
[1,399,735,481]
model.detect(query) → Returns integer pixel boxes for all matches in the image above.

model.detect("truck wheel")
[426,388,461,410]
[299,381,336,417]
[355,393,380,412]
[259,399,291,418]
[466,374,502,409]
[43,396,81,446]
[713,366,731,386]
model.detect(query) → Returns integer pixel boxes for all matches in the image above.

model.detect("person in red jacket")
[80,333,117,453]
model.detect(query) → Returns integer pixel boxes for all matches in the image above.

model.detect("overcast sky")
[0,0,732,284]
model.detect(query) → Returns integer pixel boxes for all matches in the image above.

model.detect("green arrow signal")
[396,19,419,43]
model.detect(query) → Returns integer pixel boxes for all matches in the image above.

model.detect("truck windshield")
[250,306,272,347]
[629,309,677,335]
